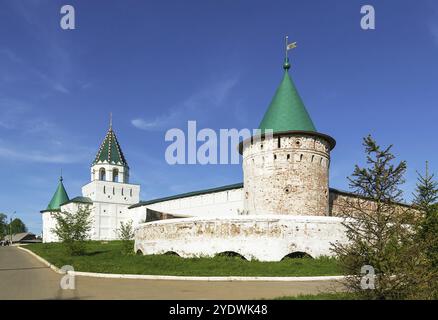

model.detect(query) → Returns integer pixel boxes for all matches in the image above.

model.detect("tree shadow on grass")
[82,250,109,256]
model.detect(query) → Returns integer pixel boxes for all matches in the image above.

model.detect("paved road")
[0,246,343,300]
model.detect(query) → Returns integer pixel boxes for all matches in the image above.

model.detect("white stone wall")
[82,180,140,205]
[129,187,244,221]
[91,202,134,240]
[82,180,140,240]
[42,211,60,243]
[134,215,347,261]
[242,133,331,216]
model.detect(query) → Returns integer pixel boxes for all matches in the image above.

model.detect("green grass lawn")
[25,241,342,277]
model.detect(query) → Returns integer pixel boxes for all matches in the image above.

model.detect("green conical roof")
[93,126,128,166]
[46,177,69,211]
[259,60,316,133]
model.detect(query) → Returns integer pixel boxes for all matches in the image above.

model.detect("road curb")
[17,246,346,282]
[17,246,65,274]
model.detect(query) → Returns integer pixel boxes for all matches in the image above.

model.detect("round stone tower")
[240,54,336,216]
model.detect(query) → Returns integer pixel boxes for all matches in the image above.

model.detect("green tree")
[412,162,438,297]
[51,205,93,256]
[117,220,135,255]
[0,213,7,239]
[9,218,27,234]
[331,135,426,299]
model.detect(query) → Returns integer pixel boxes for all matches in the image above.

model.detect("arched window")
[99,168,106,181]
[112,168,119,182]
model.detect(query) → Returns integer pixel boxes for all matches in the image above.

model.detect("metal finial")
[283,35,297,71]
[60,168,63,182]
[109,112,113,129]
[285,35,288,60]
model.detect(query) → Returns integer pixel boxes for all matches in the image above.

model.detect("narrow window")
[274,154,277,160]
[287,154,290,160]
[300,154,303,161]
[130,189,133,197]
[99,168,106,181]
[113,187,115,195]
[277,137,281,148]
[103,186,106,194]
[112,168,119,182]
[311,155,315,162]
[122,188,124,196]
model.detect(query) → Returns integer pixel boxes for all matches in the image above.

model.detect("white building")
[41,123,140,242]
[42,52,363,260]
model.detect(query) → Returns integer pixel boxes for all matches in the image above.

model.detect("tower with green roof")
[240,37,336,216]
[81,117,140,240]
[40,176,70,242]
[41,176,69,213]
[90,115,130,183]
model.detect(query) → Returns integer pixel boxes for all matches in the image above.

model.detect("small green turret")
[43,176,69,212]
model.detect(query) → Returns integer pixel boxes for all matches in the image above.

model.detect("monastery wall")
[134,215,347,261]
[129,187,244,225]
[328,189,412,217]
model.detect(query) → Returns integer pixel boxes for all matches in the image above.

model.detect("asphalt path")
[0,246,342,300]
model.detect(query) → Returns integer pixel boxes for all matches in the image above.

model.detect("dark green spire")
[258,58,316,133]
[93,123,128,166]
[46,177,69,211]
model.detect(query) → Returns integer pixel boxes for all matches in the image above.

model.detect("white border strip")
[18,246,64,274]
[17,246,345,282]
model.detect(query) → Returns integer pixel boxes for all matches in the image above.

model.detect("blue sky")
[1,0,438,234]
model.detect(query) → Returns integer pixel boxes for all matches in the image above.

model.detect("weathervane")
[284,35,297,70]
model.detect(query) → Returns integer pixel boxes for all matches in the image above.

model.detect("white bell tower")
[81,115,140,240]
[90,114,130,184]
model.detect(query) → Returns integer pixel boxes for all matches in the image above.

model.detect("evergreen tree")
[413,161,438,214]
[331,135,427,299]
[413,162,438,297]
